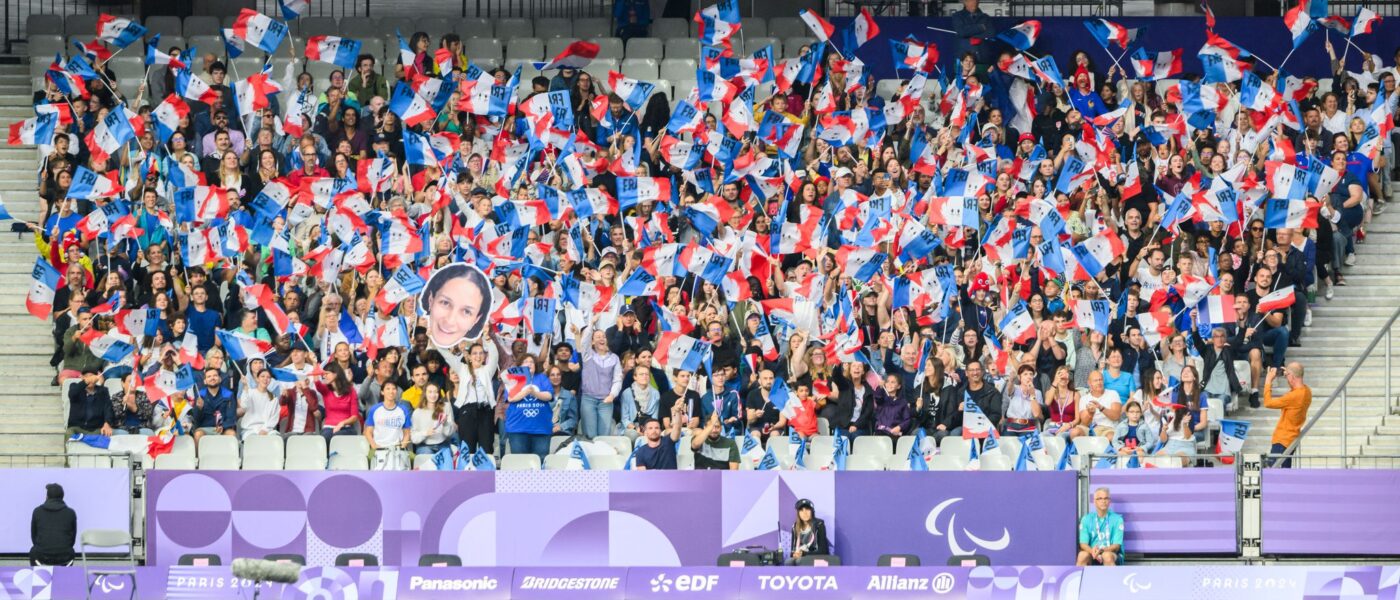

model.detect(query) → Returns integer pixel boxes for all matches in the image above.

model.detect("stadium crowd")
[21,0,1397,470]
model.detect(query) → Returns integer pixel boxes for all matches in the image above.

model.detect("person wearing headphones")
[787,499,831,565]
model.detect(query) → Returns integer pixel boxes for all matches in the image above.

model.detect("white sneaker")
[1325,284,1335,301]
[1304,309,1312,327]
[1345,253,1357,267]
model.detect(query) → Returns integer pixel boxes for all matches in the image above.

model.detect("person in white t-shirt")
[1078,370,1122,439]
[237,369,281,440]
[365,381,412,452]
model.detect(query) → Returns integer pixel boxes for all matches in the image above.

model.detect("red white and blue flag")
[231,9,289,54]
[26,257,61,320]
[995,21,1041,51]
[306,35,362,70]
[96,14,146,49]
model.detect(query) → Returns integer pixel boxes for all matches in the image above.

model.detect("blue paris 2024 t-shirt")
[506,373,554,435]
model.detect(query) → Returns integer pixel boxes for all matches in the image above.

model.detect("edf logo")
[650,573,721,593]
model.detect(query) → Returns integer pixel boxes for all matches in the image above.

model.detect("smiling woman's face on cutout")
[427,274,484,348]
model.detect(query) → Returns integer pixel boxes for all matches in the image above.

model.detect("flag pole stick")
[1277,45,1301,74]
[924,26,958,35]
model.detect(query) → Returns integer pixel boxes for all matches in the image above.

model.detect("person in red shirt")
[778,381,819,439]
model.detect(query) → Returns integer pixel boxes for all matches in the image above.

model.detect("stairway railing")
[1284,304,1400,458]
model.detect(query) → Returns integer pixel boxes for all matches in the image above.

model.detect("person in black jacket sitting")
[30,483,76,566]
[66,367,113,436]
[1189,310,1246,410]
[936,361,1002,437]
[787,498,831,565]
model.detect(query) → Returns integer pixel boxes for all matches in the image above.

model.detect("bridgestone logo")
[519,576,621,590]
[408,576,500,591]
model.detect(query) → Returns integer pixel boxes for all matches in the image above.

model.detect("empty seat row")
[28,14,814,42]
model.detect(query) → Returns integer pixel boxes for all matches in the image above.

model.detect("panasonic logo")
[519,576,621,590]
[408,576,500,591]
[757,575,839,591]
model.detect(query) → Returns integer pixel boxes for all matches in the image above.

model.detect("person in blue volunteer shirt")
[505,355,554,460]
[1077,487,1124,566]
[365,381,412,455]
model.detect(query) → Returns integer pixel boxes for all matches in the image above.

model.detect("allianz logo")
[866,573,957,593]
[756,574,839,591]
[649,573,721,593]
[407,575,501,591]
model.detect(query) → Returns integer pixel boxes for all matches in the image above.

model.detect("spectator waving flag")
[694,0,741,47]
[25,257,61,320]
[306,35,362,70]
[144,34,185,69]
[96,14,146,48]
[1200,294,1237,325]
[231,9,289,55]
[995,21,1041,51]
[569,440,592,470]
[607,71,655,112]
[1217,419,1250,464]
[962,392,995,439]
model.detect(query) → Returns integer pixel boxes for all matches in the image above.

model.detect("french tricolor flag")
[607,71,655,112]
[1084,18,1131,50]
[176,66,219,105]
[389,82,436,127]
[694,0,741,47]
[1131,48,1183,81]
[240,284,293,337]
[1071,229,1126,280]
[653,332,711,372]
[96,14,146,49]
[80,329,137,363]
[26,258,61,320]
[1200,294,1237,325]
[760,298,799,326]
[151,94,189,143]
[1283,1,1317,48]
[306,35,362,70]
[232,8,289,54]
[1264,198,1319,229]
[1073,299,1111,334]
[1136,308,1175,347]
[144,34,186,69]
[1256,286,1297,313]
[617,176,673,211]
[799,9,836,42]
[215,328,273,362]
[1199,32,1252,83]
[839,8,880,55]
[538,40,600,71]
[8,113,56,146]
[995,20,1041,51]
[1352,7,1381,36]
[999,301,1037,345]
[1265,161,1307,200]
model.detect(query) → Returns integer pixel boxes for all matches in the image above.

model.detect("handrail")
[1283,303,1400,457]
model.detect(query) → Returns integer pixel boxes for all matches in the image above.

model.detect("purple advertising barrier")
[0,565,1089,599]
[146,470,727,567]
[833,471,1078,566]
[1078,565,1393,599]
[1262,469,1400,555]
[1088,468,1238,554]
[148,470,1076,568]
[1,468,130,553]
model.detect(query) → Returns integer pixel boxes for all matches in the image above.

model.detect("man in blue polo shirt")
[1076,487,1124,566]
